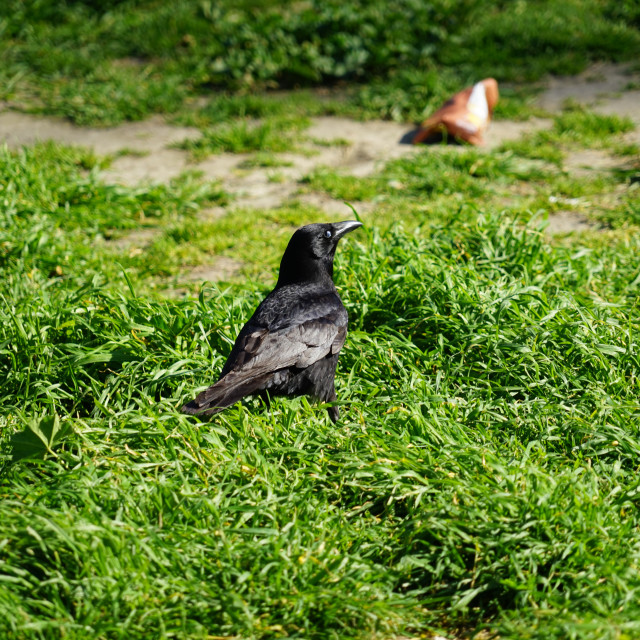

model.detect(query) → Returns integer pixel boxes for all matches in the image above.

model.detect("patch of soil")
[537,62,639,113]
[545,210,597,234]
[2,61,640,282]
[2,64,637,203]
[1,66,636,215]
[485,117,551,149]
[104,148,193,184]
[305,117,418,176]
[108,227,159,251]
[164,257,245,297]
[597,91,640,124]
[294,192,376,216]
[0,112,200,155]
[563,149,625,177]
[182,257,244,282]
[0,109,421,210]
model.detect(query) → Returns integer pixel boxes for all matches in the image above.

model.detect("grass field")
[2,1,640,639]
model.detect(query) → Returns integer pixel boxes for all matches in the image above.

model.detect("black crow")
[182,220,362,422]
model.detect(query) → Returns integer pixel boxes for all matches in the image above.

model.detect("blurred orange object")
[413,78,499,146]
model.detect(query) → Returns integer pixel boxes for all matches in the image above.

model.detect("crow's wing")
[228,310,344,373]
[183,294,347,414]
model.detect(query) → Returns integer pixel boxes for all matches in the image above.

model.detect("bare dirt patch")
[163,257,245,298]
[545,210,596,234]
[2,62,639,276]
[182,257,243,283]
[533,61,640,233]
[0,112,200,155]
[108,227,159,252]
[486,116,551,149]
[563,149,625,177]
[305,117,419,176]
[537,62,640,115]
[295,191,376,217]
[1,66,637,210]
[0,109,416,212]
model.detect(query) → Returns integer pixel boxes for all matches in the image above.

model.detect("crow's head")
[277,220,362,286]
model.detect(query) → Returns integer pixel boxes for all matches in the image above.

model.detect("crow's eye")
[324,230,333,238]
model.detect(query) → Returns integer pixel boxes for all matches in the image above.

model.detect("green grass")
[178,117,310,160]
[500,105,636,163]
[439,0,640,81]
[3,211,640,639]
[1,107,640,640]
[2,2,640,638]
[553,103,635,145]
[1,0,639,126]
[238,154,294,169]
[0,142,228,286]
[301,148,558,208]
[174,90,340,129]
[301,168,386,201]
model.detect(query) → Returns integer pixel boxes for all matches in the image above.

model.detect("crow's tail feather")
[181,372,269,416]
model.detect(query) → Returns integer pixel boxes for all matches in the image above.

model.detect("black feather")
[181,220,362,422]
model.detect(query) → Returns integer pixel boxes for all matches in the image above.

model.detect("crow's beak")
[333,220,363,239]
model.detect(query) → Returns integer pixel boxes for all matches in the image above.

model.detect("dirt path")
[1,62,639,277]
[1,63,636,194]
